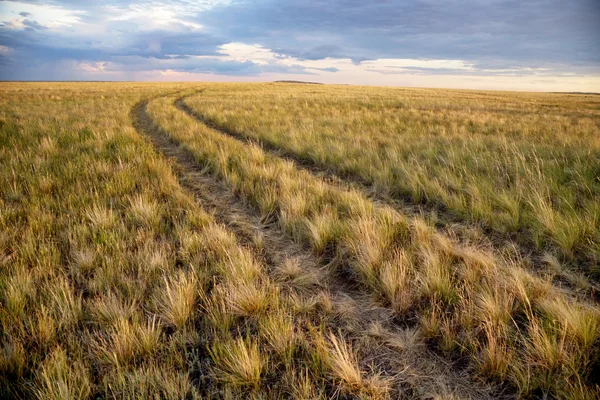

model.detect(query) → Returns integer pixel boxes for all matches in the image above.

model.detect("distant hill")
[551,91,600,95]
[274,80,323,85]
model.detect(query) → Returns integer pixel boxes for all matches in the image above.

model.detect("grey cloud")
[199,0,600,69]
[96,55,316,77]
[1,0,599,80]
[0,14,227,60]
[106,27,225,59]
[0,18,238,79]
[0,28,114,62]
[0,55,11,66]
[272,44,356,62]
[23,19,47,30]
[0,17,314,80]
[307,66,340,73]
[102,56,265,75]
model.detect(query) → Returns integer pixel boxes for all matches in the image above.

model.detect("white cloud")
[104,5,204,30]
[78,61,108,73]
[213,43,477,74]
[364,58,475,71]
[1,1,598,91]
[0,1,85,29]
[182,42,600,91]
[1,17,25,30]
[216,43,281,65]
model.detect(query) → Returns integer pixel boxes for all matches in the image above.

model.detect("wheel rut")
[130,95,501,399]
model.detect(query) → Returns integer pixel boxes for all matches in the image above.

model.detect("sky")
[0,0,599,91]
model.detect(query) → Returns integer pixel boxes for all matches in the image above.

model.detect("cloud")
[0,0,598,90]
[22,19,47,30]
[199,0,600,67]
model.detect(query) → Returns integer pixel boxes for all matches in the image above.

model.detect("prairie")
[1,82,599,399]
[183,84,600,272]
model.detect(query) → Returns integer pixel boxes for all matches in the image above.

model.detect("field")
[1,82,599,399]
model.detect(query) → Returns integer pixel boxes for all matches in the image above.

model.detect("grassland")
[182,85,600,272]
[1,82,599,399]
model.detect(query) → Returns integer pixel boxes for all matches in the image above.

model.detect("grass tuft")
[210,337,267,390]
[154,271,197,329]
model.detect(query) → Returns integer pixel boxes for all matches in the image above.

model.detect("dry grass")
[154,271,197,329]
[1,82,599,399]
[209,336,267,389]
[184,84,600,272]
[0,83,351,398]
[147,85,600,398]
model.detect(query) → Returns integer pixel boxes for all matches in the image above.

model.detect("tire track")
[175,94,599,295]
[131,96,501,399]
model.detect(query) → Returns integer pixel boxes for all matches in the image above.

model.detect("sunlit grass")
[184,84,600,270]
[147,86,600,398]
[2,82,599,399]
[0,82,379,398]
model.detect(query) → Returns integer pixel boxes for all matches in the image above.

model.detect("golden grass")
[209,336,267,389]
[154,271,197,329]
[146,86,600,398]
[1,82,599,399]
[184,84,600,271]
[0,83,346,398]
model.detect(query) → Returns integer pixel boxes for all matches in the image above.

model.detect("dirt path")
[175,94,598,296]
[131,96,502,399]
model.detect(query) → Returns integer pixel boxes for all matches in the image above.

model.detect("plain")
[1,82,599,399]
